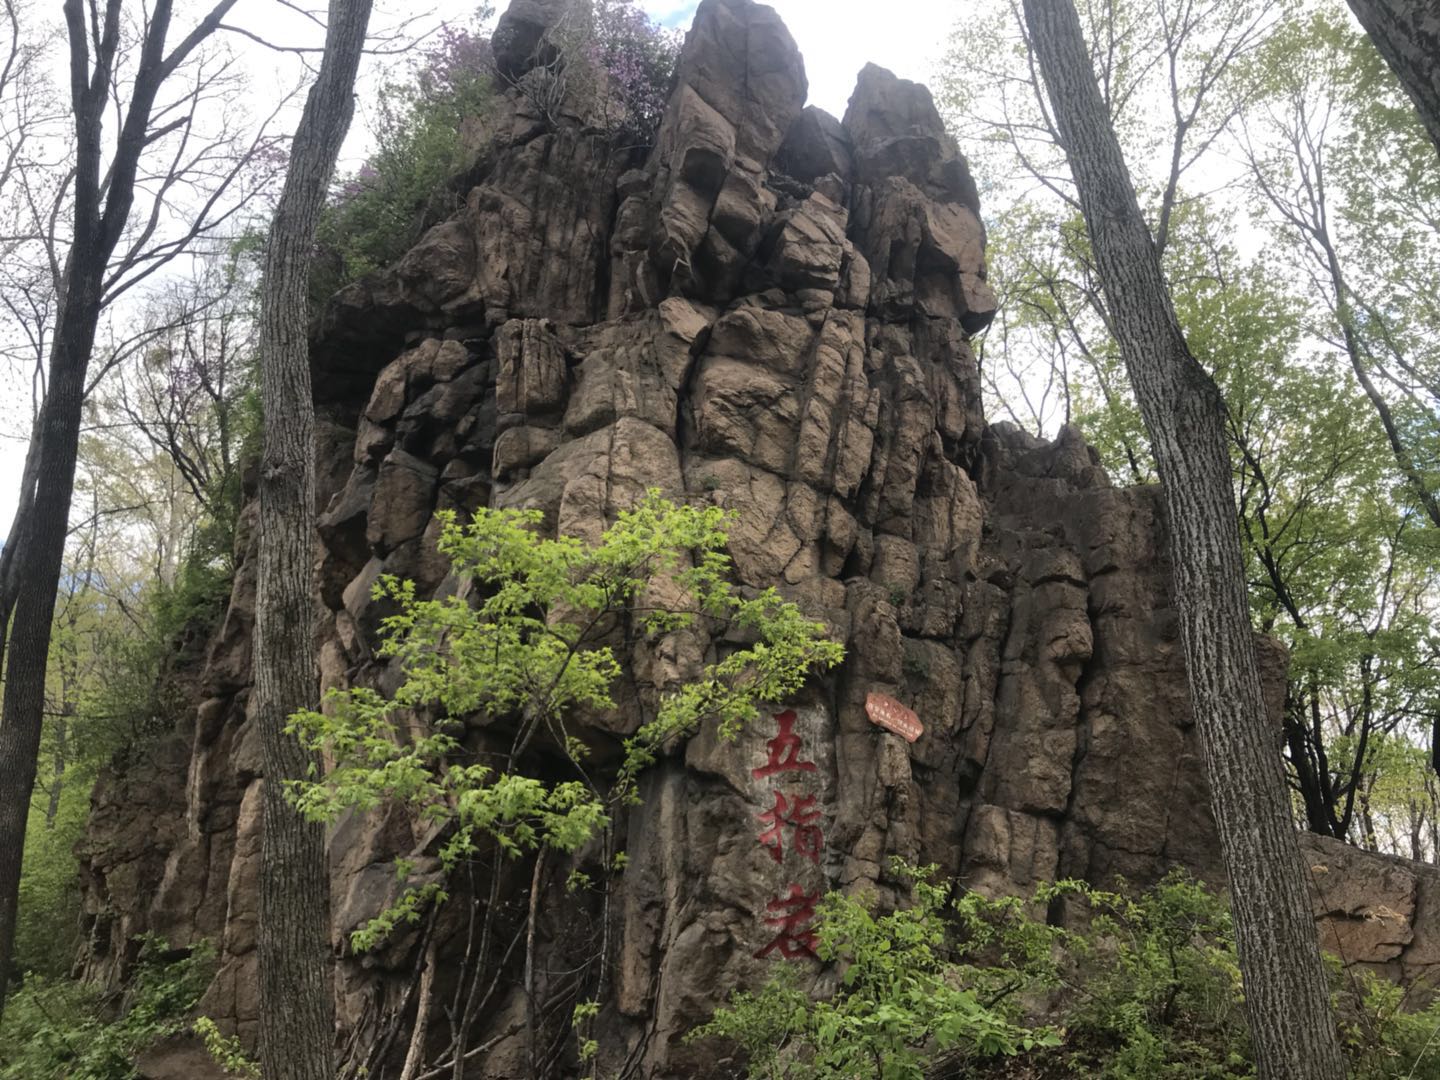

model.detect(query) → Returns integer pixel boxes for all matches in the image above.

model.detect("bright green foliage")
[0,939,216,1080]
[694,866,1440,1078]
[1237,12,1440,514]
[14,771,93,975]
[1046,874,1251,1078]
[194,1016,261,1079]
[287,491,843,951]
[1341,975,1440,1080]
[690,864,1060,1079]
[572,998,601,1064]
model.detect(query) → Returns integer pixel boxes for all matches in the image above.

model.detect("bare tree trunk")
[1345,0,1440,159]
[0,303,97,1003]
[399,938,438,1080]
[1018,1,1346,1076]
[0,0,240,1014]
[0,412,43,656]
[252,2,372,1078]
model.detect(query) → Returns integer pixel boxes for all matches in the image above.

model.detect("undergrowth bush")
[13,774,94,976]
[0,938,216,1080]
[1342,976,1440,1080]
[692,864,1440,1079]
[689,864,1059,1079]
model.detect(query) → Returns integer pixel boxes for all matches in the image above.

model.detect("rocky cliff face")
[76,0,1440,1075]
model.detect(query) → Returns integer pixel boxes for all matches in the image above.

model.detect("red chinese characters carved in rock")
[756,791,823,864]
[753,710,825,960]
[753,883,820,959]
[751,709,818,779]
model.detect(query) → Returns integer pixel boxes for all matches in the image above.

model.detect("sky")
[641,0,952,118]
[0,0,958,543]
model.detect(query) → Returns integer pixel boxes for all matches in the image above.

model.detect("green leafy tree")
[1235,11,1440,532]
[940,0,1440,859]
[286,491,842,1075]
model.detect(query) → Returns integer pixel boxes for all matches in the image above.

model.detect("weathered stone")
[491,0,568,79]
[844,63,981,211]
[769,195,850,293]
[75,2,1440,1075]
[659,0,807,165]
[496,317,568,416]
[491,424,562,478]
[366,448,438,555]
[776,106,854,185]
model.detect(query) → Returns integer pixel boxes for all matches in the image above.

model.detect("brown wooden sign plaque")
[864,692,923,743]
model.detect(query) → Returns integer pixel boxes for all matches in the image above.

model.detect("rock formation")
[75,0,1440,1075]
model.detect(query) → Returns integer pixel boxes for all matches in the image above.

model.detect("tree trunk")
[1018,2,1347,1076]
[1345,0,1440,159]
[0,289,101,1004]
[0,0,240,1014]
[0,412,43,656]
[252,2,372,1078]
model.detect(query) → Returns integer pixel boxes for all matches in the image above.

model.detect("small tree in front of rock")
[285,491,842,1074]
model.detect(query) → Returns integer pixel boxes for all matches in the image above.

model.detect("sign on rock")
[865,692,923,743]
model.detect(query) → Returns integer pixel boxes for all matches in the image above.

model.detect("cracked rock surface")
[79,0,1440,1074]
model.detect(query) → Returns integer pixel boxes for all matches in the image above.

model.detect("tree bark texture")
[1346,0,1440,159]
[1018,1,1347,1077]
[252,1,372,1078]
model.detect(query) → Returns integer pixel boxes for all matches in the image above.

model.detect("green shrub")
[694,866,1440,1079]
[689,864,1060,1079]
[287,491,844,952]
[194,1016,260,1079]
[13,773,93,976]
[0,939,216,1080]
[1042,872,1252,1079]
[1341,975,1440,1080]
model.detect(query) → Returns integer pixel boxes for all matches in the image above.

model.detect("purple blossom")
[587,0,680,140]
[417,21,495,104]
